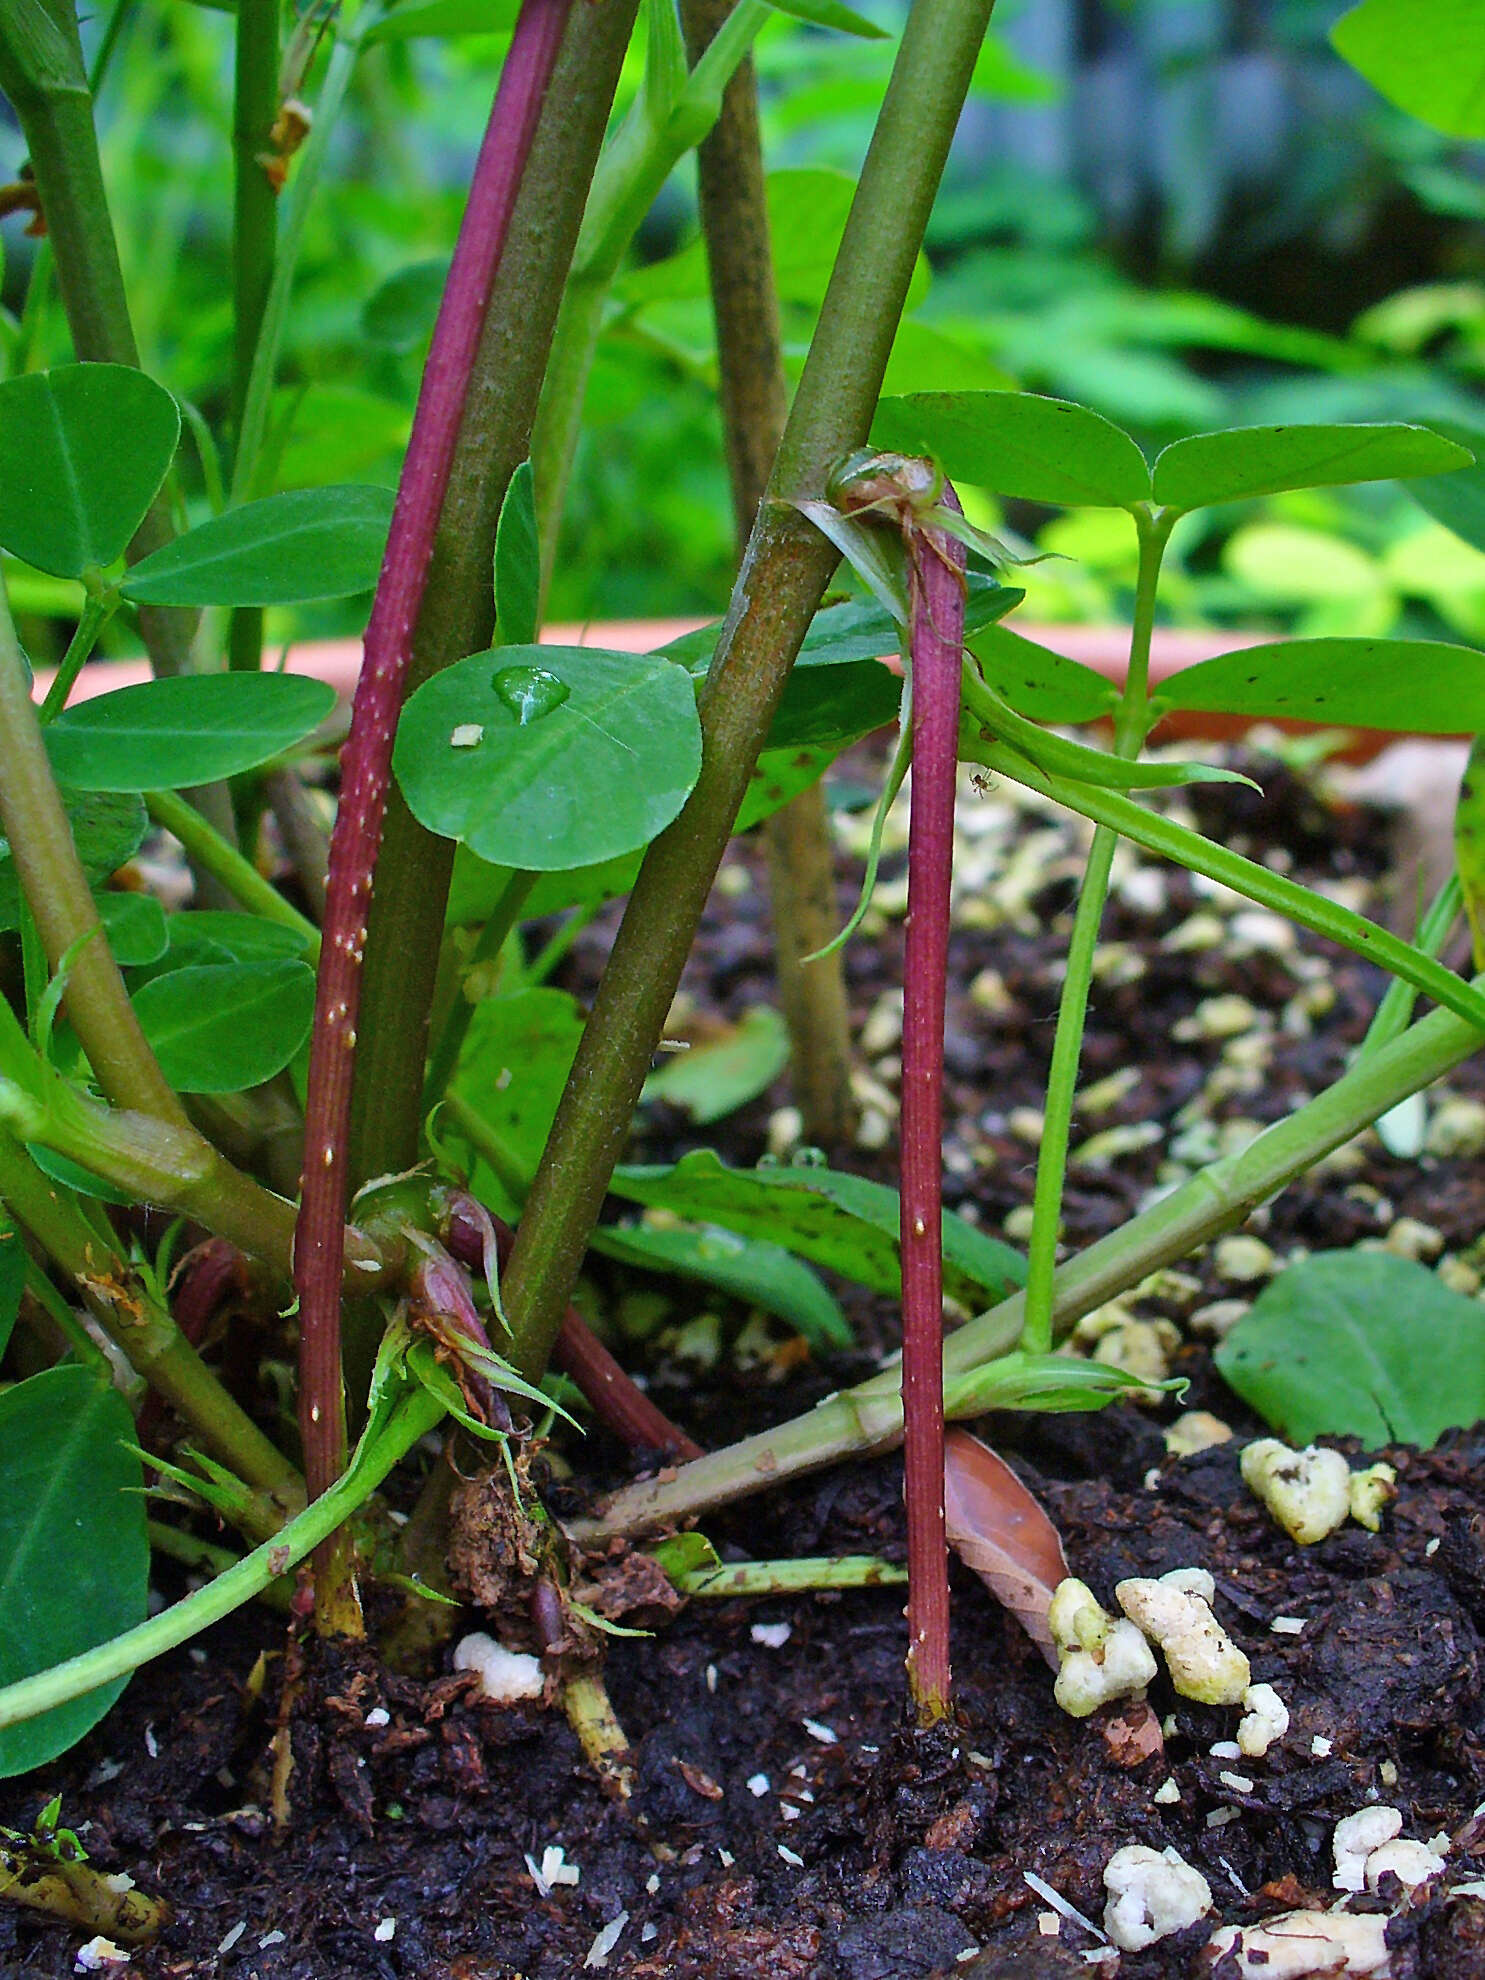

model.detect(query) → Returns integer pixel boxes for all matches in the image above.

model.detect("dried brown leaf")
[943,1428,1070,1668]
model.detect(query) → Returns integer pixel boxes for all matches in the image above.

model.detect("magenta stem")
[900,488,966,1723]
[293,0,573,1517]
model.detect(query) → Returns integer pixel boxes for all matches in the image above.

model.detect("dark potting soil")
[4,747,1485,1978]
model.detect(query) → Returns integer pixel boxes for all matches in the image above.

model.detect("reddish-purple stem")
[900,486,966,1723]
[293,0,573,1514]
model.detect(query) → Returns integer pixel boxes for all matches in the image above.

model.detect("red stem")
[900,487,966,1723]
[293,0,573,1521]
[552,1310,705,1465]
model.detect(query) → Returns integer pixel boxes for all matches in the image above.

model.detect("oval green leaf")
[494,462,539,648]
[1151,422,1473,511]
[1332,0,1485,139]
[872,391,1152,509]
[968,624,1121,724]
[394,645,702,871]
[46,674,337,791]
[96,890,168,967]
[0,364,180,577]
[768,659,900,752]
[121,485,394,606]
[0,1366,149,1775]
[130,958,316,1091]
[164,909,313,965]
[1156,635,1485,733]
[1216,1250,1485,1446]
[642,1006,791,1123]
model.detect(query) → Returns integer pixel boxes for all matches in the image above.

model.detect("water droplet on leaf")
[791,1145,828,1168]
[492,665,569,725]
[755,1152,780,1169]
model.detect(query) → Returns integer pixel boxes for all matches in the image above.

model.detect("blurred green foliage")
[1,0,1483,649]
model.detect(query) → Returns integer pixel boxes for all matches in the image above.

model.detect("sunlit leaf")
[873,390,1152,509]
[121,486,393,606]
[46,675,335,791]
[0,365,179,577]
[1151,423,1472,511]
[1332,0,1485,138]
[1156,635,1485,734]
[394,645,702,871]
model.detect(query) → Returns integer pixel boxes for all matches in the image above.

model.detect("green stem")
[0,1041,382,1286]
[231,0,278,459]
[501,0,998,1383]
[0,1128,303,1507]
[0,583,187,1123]
[1020,508,1174,1354]
[530,0,771,594]
[346,0,641,1188]
[144,788,321,956]
[678,1555,908,1595]
[577,973,1485,1541]
[680,0,857,1148]
[959,725,1485,1038]
[1358,872,1462,1061]
[423,870,537,1108]
[0,1385,443,1737]
[0,987,367,1293]
[86,0,138,94]
[36,589,116,724]
[227,0,278,672]
[230,15,366,506]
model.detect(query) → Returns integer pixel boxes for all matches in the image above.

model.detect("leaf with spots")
[1155,636,1485,734]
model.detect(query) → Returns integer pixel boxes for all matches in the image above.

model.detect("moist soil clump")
[4,748,1485,1977]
